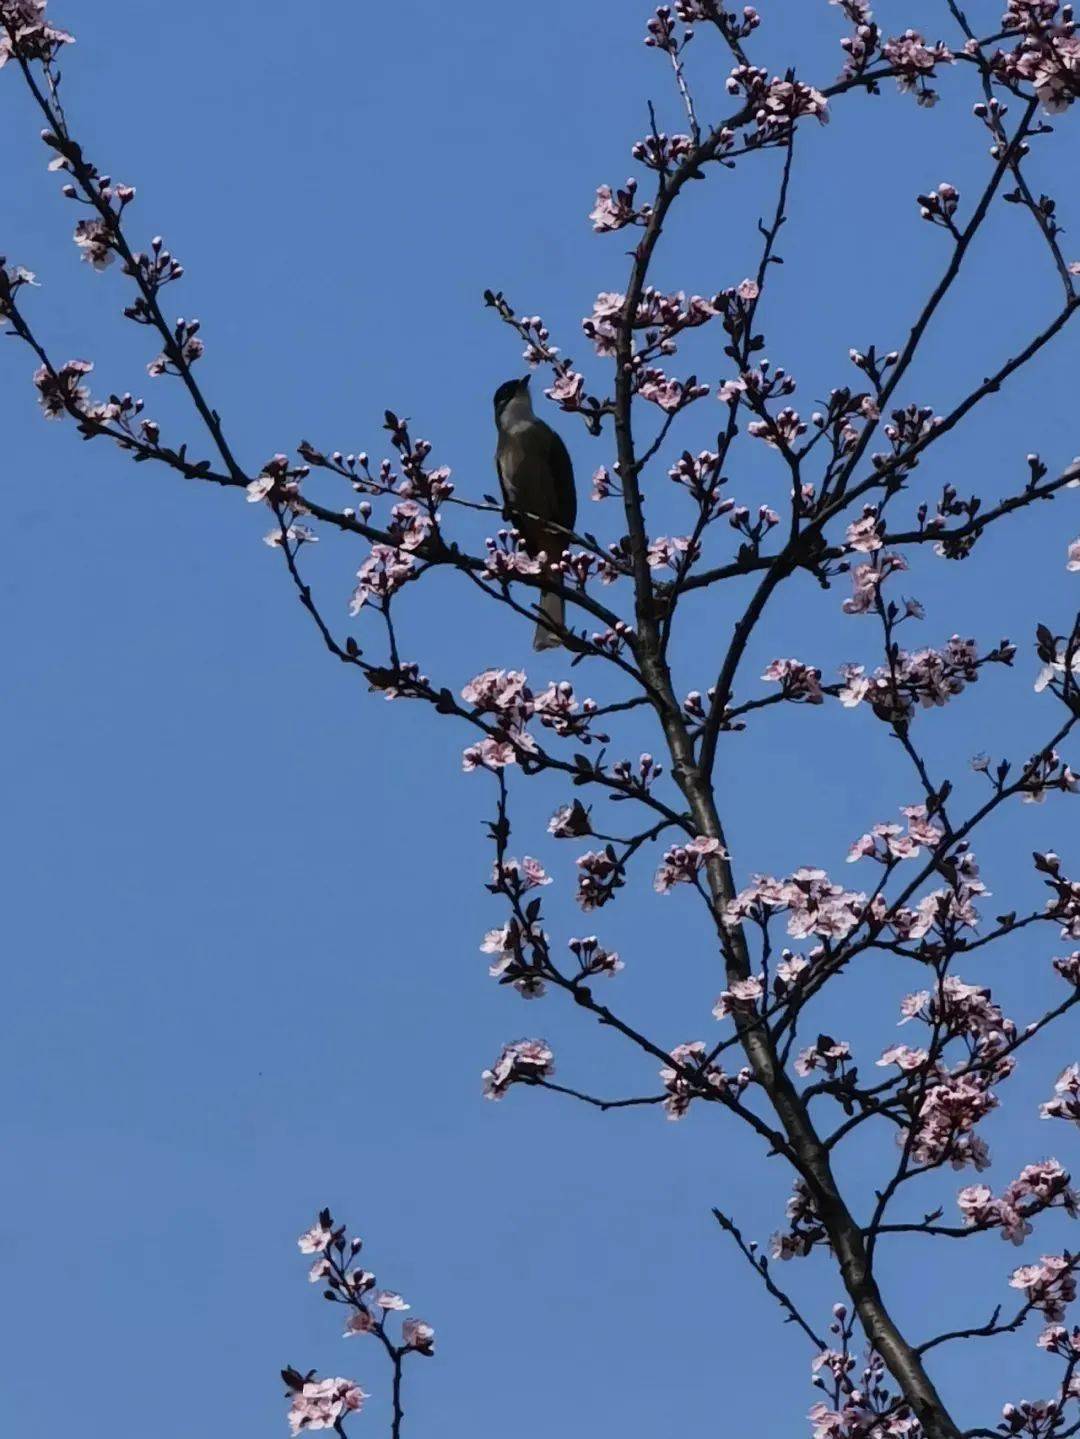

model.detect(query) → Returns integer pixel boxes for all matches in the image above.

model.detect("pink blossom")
[659,1041,733,1119]
[589,180,649,233]
[533,681,595,739]
[461,738,517,773]
[1035,639,1080,694]
[747,407,806,449]
[647,535,696,571]
[568,934,622,979]
[907,1072,999,1169]
[631,130,695,170]
[545,368,586,409]
[0,1,74,69]
[795,1035,851,1077]
[388,500,434,552]
[783,869,866,942]
[918,182,961,226]
[285,1376,367,1435]
[247,475,276,503]
[776,951,811,988]
[73,217,113,269]
[772,1178,827,1261]
[575,848,623,910]
[713,975,764,1020]
[461,668,528,713]
[877,1045,928,1071]
[548,800,591,839]
[993,8,1080,114]
[349,545,415,613]
[1068,539,1080,571]
[842,553,907,615]
[492,856,551,894]
[848,806,942,865]
[655,835,726,893]
[1041,1064,1080,1127]
[1009,1255,1077,1320]
[762,658,824,704]
[591,466,614,501]
[726,68,829,131]
[839,635,1012,721]
[582,292,623,355]
[837,664,870,708]
[482,1038,555,1098]
[263,523,318,549]
[376,1290,409,1311]
[33,357,92,419]
[298,1221,334,1255]
[402,1318,435,1353]
[844,508,884,553]
[882,29,954,105]
[638,369,708,412]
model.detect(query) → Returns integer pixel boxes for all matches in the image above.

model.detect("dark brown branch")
[712,1206,828,1351]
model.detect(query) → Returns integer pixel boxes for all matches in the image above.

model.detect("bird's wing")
[544,423,577,531]
[495,422,577,556]
[495,437,512,511]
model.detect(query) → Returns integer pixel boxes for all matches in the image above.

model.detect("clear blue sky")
[3,1,1080,1434]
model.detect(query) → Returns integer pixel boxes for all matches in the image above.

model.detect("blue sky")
[3,1,1080,1435]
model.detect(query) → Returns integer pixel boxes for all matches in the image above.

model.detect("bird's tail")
[533,590,565,651]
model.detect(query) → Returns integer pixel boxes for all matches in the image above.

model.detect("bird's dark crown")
[493,375,529,419]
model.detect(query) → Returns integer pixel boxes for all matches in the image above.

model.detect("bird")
[493,374,577,652]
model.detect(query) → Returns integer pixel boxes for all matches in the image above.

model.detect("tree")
[4,2,1080,1436]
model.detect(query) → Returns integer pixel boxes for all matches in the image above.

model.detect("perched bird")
[493,375,577,651]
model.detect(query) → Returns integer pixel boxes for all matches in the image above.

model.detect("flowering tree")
[5,1,1080,1436]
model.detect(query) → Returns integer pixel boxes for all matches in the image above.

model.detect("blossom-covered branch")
[5,3,1080,1438]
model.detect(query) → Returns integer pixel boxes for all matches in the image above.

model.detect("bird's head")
[493,374,532,425]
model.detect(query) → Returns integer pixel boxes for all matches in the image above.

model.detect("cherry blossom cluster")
[1037,853,1080,939]
[725,869,867,944]
[725,65,830,134]
[832,1,881,82]
[573,846,626,911]
[886,849,992,946]
[7,4,1080,1437]
[808,1319,918,1439]
[837,635,1016,724]
[1040,1063,1080,1126]
[762,658,826,705]
[958,1158,1078,1243]
[589,178,653,234]
[667,446,730,513]
[283,1374,367,1436]
[459,668,602,774]
[481,1038,555,1098]
[654,834,725,892]
[917,182,961,231]
[847,805,943,865]
[285,1210,434,1434]
[481,913,549,998]
[658,1040,745,1120]
[0,0,71,69]
[483,289,606,433]
[772,1178,828,1261]
[1010,1254,1078,1322]
[992,3,1080,114]
[795,1035,852,1079]
[881,30,954,106]
[906,1069,1000,1170]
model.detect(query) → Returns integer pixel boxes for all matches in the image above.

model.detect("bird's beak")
[518,375,531,392]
